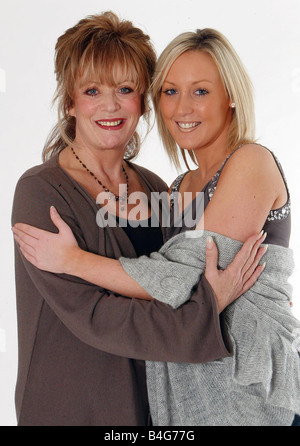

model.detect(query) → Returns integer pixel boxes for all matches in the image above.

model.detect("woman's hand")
[204,232,267,313]
[12,206,81,274]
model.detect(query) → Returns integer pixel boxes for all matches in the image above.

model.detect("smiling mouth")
[177,121,201,130]
[96,119,126,130]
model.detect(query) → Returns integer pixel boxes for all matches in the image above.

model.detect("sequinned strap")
[207,145,245,200]
[265,152,291,221]
[170,172,188,208]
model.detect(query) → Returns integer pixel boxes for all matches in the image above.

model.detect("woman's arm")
[13,203,267,313]
[13,144,273,311]
[12,173,235,363]
[13,205,152,300]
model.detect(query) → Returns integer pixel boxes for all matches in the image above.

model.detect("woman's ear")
[68,106,76,118]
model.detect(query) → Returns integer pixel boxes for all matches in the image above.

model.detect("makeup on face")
[160,51,232,153]
[69,77,142,153]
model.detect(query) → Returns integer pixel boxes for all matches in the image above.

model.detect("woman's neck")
[193,144,230,183]
[69,140,126,183]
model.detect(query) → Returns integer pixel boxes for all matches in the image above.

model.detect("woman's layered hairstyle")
[43,12,156,161]
[152,28,256,169]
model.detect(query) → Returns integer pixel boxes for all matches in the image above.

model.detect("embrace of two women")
[12,12,300,426]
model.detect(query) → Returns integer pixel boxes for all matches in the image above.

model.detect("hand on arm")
[13,204,267,313]
[13,206,153,300]
[205,231,267,312]
[13,206,80,274]
[199,144,284,310]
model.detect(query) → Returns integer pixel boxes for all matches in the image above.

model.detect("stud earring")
[231,102,236,108]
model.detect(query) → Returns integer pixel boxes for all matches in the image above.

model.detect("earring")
[231,102,236,108]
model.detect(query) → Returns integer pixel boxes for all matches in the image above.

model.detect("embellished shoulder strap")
[170,172,188,208]
[207,144,246,200]
[218,144,246,174]
[265,150,291,221]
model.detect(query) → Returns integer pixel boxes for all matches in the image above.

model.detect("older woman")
[11,14,264,426]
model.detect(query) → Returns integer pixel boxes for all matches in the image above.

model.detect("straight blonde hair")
[43,12,156,161]
[152,29,255,170]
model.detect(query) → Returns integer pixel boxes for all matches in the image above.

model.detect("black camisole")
[117,216,164,256]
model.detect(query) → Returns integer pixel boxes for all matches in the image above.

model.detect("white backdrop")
[0,0,299,426]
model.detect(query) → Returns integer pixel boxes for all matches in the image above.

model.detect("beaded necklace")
[71,147,129,210]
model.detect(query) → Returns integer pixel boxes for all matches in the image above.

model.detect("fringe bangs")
[74,39,147,93]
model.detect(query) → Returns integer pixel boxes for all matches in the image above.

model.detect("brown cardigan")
[12,154,230,426]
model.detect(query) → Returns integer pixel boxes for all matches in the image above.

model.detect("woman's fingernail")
[206,236,213,248]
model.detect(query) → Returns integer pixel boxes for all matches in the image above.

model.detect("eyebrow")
[87,79,136,85]
[163,80,214,85]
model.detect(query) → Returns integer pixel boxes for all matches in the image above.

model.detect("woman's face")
[160,50,232,153]
[69,66,142,154]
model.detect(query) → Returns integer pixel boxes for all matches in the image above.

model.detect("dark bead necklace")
[70,147,129,207]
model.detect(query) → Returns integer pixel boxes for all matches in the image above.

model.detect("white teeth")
[178,122,200,129]
[97,120,123,127]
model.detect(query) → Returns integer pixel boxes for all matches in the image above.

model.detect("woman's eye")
[119,87,134,94]
[162,89,177,96]
[195,89,208,96]
[85,88,98,96]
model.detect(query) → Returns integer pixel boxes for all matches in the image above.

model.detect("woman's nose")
[176,94,193,116]
[99,92,121,113]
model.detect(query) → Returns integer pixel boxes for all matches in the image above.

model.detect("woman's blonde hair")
[43,11,156,161]
[152,28,255,170]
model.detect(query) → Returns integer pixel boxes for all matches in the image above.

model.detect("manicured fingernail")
[206,236,213,248]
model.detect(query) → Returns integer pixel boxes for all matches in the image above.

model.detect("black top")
[116,216,164,257]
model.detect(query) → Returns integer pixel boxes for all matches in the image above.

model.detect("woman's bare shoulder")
[229,143,274,164]
[220,143,280,181]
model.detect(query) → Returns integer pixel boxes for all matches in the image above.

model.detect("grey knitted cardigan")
[120,230,300,426]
